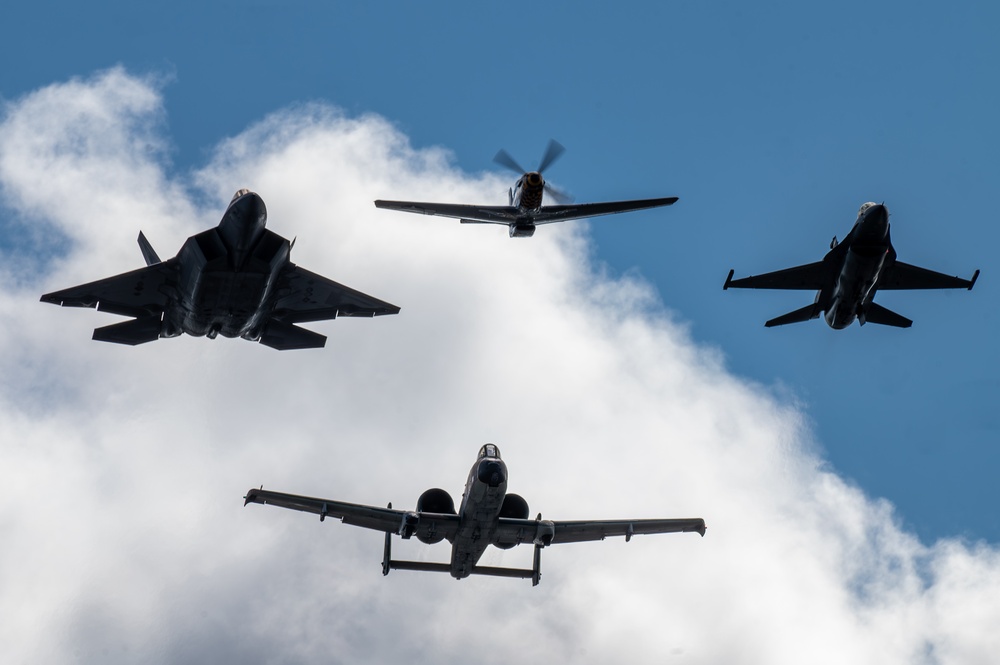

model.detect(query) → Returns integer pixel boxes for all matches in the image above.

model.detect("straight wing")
[530,197,678,225]
[244,488,461,541]
[879,262,979,290]
[375,200,517,225]
[724,261,828,291]
[271,266,400,324]
[40,261,177,317]
[494,516,705,547]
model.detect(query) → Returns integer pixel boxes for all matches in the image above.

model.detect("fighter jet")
[724,202,979,328]
[244,444,705,586]
[41,189,399,349]
[374,140,678,237]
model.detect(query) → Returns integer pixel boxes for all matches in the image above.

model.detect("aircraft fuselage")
[448,453,509,579]
[508,172,546,237]
[821,203,893,329]
[164,191,291,341]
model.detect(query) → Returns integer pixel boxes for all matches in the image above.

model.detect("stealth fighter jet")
[41,189,399,349]
[724,202,979,328]
[245,443,705,586]
[375,140,678,237]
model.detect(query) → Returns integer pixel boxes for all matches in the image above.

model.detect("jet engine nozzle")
[477,460,506,487]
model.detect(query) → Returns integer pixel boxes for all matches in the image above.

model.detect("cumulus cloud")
[0,69,997,665]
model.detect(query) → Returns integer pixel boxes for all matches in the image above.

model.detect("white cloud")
[1,69,997,665]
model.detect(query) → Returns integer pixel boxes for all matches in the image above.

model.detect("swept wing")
[724,260,828,291]
[879,262,979,290]
[271,266,400,324]
[40,261,177,317]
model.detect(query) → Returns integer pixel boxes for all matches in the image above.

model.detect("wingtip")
[723,269,734,290]
[969,269,980,290]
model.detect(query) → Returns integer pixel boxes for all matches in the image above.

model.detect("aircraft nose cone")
[477,460,506,487]
[860,203,889,238]
[525,172,543,188]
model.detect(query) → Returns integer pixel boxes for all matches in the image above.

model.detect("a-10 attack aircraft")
[374,140,678,237]
[244,444,705,586]
[723,202,979,329]
[41,189,399,350]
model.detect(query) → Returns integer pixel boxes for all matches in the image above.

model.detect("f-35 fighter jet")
[375,140,678,237]
[41,189,399,349]
[724,202,979,328]
[244,444,705,586]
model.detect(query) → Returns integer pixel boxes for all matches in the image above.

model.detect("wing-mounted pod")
[414,488,455,544]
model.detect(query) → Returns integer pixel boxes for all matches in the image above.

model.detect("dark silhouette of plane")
[41,189,399,349]
[244,444,705,586]
[375,140,677,237]
[724,202,979,328]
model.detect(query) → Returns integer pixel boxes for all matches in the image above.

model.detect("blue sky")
[4,0,994,540]
[1,2,998,662]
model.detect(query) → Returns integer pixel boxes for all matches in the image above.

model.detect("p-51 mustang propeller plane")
[724,202,979,329]
[41,189,399,349]
[244,444,705,586]
[374,140,678,237]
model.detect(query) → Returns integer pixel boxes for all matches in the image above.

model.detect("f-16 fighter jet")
[375,140,678,237]
[41,189,399,349]
[724,202,979,328]
[244,444,705,586]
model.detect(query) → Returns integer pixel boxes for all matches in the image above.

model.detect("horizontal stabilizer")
[386,560,536,580]
[861,303,912,328]
[259,319,327,350]
[765,303,821,328]
[137,231,162,266]
[92,314,163,345]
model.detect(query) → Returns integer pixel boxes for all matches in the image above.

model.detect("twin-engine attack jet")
[244,444,705,586]
[724,202,979,329]
[374,140,678,237]
[41,189,399,350]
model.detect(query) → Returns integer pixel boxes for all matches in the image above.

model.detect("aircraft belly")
[829,248,886,328]
[450,482,505,578]
[180,269,270,338]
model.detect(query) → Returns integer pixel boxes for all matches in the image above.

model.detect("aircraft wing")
[530,197,678,225]
[878,262,979,290]
[271,266,400,324]
[40,261,177,317]
[494,516,705,546]
[724,261,828,291]
[374,200,517,225]
[244,488,461,541]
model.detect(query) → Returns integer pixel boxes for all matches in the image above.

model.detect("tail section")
[764,303,821,328]
[860,303,912,328]
[92,314,163,345]
[258,319,327,350]
[137,232,162,266]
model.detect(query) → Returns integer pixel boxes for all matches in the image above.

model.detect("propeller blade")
[544,183,574,205]
[536,139,565,174]
[493,149,527,175]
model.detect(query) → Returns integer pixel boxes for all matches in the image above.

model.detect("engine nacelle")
[415,488,455,544]
[499,493,529,519]
[416,488,456,514]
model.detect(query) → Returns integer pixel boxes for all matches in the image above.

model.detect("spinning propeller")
[493,139,574,205]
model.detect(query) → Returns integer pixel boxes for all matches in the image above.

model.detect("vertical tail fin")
[137,232,162,266]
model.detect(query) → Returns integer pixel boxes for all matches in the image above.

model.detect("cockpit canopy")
[230,188,253,205]
[857,202,888,218]
[478,443,501,459]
